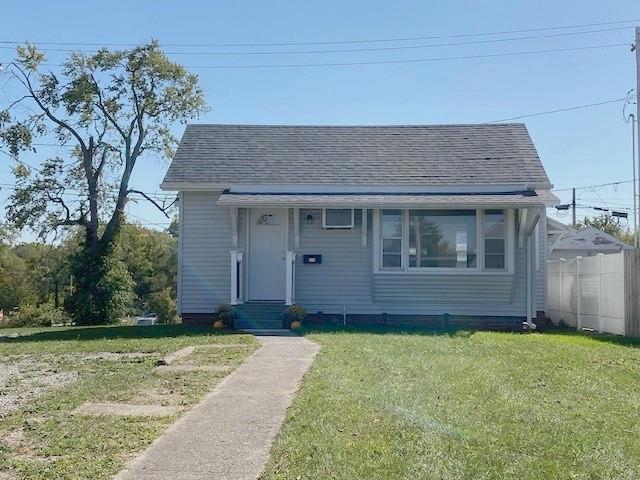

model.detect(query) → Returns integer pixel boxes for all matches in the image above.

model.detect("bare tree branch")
[127,189,170,218]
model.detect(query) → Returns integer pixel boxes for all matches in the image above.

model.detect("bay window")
[377,208,512,273]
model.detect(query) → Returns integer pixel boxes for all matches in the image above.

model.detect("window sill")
[374,269,514,276]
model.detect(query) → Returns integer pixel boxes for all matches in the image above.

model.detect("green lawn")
[0,325,258,480]
[261,328,640,480]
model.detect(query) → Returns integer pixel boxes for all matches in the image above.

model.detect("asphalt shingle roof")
[161,124,551,188]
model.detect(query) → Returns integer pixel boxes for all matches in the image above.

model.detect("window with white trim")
[378,208,513,273]
[381,209,403,268]
[483,209,506,270]
[322,208,354,229]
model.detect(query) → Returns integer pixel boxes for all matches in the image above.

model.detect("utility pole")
[635,26,640,248]
[572,187,576,228]
[632,114,638,246]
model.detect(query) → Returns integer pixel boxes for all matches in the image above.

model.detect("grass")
[260,327,640,480]
[0,324,259,480]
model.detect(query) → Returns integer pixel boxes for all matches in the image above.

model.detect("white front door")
[249,208,287,300]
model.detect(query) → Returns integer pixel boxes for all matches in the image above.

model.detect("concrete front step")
[234,302,286,330]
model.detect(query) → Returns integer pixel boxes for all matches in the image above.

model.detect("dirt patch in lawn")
[0,359,78,416]
[73,402,178,417]
[78,352,157,362]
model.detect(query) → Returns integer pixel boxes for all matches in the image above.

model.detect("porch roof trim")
[217,190,559,208]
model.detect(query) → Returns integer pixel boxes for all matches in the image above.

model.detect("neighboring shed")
[548,225,633,260]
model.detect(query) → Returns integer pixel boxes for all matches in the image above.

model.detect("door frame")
[245,207,289,301]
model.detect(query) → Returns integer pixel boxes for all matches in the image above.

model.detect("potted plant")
[283,305,306,329]
[213,304,234,329]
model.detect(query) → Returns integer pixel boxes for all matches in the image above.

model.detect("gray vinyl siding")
[179,198,548,318]
[535,209,547,312]
[291,209,536,317]
[180,191,231,313]
[293,210,373,312]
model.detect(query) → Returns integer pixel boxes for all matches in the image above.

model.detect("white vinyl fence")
[547,250,640,337]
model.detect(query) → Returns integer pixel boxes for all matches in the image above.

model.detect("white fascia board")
[226,183,533,194]
[220,202,554,209]
[161,182,542,193]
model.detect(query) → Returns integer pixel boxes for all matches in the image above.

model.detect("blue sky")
[1,0,639,238]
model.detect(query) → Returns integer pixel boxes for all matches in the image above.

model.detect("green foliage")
[0,222,178,325]
[0,242,37,311]
[118,222,177,322]
[577,214,635,245]
[283,305,307,325]
[3,303,66,328]
[213,304,235,327]
[65,239,134,325]
[149,288,178,324]
[1,41,206,324]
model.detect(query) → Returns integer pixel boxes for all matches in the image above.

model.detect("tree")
[13,241,73,307]
[118,222,177,323]
[0,241,36,311]
[0,42,206,323]
[577,214,634,245]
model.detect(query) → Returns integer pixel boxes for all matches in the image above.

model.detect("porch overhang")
[216,190,559,208]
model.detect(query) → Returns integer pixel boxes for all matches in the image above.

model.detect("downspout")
[522,207,541,331]
[525,234,537,331]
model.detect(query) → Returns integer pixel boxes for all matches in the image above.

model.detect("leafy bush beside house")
[213,304,235,328]
[283,305,307,327]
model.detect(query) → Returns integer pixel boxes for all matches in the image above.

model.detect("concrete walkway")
[114,333,320,480]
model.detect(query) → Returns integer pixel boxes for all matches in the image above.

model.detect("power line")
[1,19,637,47]
[10,42,628,70]
[487,98,627,123]
[125,211,172,227]
[552,179,635,192]
[0,182,170,200]
[0,26,632,56]
[0,149,44,173]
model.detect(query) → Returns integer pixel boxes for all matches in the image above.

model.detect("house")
[547,217,572,247]
[161,124,558,330]
[547,221,633,260]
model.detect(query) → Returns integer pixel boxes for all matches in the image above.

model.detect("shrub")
[213,304,235,327]
[4,303,67,328]
[150,288,178,323]
[283,305,307,327]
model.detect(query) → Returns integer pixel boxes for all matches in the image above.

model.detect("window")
[257,212,281,225]
[484,209,506,270]
[382,209,403,268]
[323,209,354,229]
[409,210,477,268]
[377,209,512,273]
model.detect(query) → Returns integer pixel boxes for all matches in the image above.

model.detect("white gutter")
[160,182,552,193]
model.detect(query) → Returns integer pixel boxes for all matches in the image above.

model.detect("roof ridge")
[186,123,526,128]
